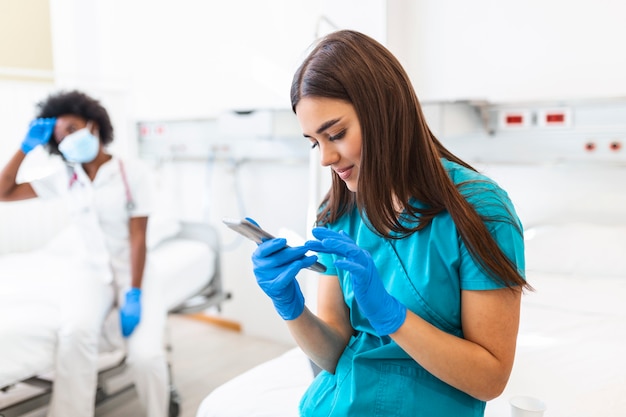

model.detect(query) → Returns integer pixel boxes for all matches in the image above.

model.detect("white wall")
[48,0,386,121]
[387,0,626,102]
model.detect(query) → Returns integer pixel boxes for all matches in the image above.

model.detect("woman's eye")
[329,130,346,141]
[310,141,319,149]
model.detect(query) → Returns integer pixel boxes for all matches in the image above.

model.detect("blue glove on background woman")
[120,288,142,337]
[250,219,319,320]
[305,228,407,336]
[21,118,56,154]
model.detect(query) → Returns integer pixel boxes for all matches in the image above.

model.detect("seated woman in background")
[0,90,169,417]
[249,29,529,417]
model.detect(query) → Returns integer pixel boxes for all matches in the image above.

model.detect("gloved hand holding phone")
[120,288,142,337]
[21,118,56,154]
[249,218,318,320]
[305,227,407,336]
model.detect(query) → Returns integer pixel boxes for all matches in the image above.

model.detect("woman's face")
[295,96,362,192]
[53,114,89,144]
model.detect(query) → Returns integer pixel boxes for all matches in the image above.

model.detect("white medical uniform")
[31,156,169,417]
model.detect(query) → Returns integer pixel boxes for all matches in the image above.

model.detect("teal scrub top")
[299,159,525,417]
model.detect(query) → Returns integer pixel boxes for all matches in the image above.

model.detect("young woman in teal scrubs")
[251,30,530,416]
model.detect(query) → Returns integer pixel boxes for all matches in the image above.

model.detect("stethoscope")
[68,159,136,212]
[117,159,136,211]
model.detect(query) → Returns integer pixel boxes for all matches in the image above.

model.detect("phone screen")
[222,218,274,244]
[222,218,326,272]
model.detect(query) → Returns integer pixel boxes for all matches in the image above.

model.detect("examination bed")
[0,220,229,417]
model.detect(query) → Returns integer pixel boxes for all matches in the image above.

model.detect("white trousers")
[47,270,169,417]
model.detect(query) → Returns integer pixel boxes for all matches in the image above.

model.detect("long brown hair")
[291,30,528,290]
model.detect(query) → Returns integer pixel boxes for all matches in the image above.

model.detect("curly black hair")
[35,90,114,156]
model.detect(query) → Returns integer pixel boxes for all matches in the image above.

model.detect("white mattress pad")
[150,238,215,310]
[0,235,215,389]
[0,250,70,388]
[485,271,626,417]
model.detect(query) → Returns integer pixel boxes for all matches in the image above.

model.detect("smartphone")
[222,217,326,273]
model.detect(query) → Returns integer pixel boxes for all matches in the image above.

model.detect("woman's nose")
[319,143,339,167]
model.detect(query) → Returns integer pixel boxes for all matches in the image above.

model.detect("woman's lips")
[335,166,353,181]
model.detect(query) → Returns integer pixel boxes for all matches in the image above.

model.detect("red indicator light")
[546,113,565,123]
[506,115,524,125]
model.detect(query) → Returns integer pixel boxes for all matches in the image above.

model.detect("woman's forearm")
[0,150,32,201]
[286,307,352,373]
[128,217,148,288]
[391,288,521,401]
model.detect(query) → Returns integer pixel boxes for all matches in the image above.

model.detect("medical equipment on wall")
[420,98,626,165]
[137,109,305,162]
[136,110,313,251]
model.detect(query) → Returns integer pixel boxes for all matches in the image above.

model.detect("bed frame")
[168,221,231,314]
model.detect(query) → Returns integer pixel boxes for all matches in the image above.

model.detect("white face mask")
[58,125,99,163]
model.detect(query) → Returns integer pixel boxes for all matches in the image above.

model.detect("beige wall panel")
[0,0,53,81]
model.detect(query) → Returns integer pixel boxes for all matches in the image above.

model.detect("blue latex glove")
[250,218,318,320]
[305,228,407,336]
[21,118,56,154]
[119,288,142,337]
